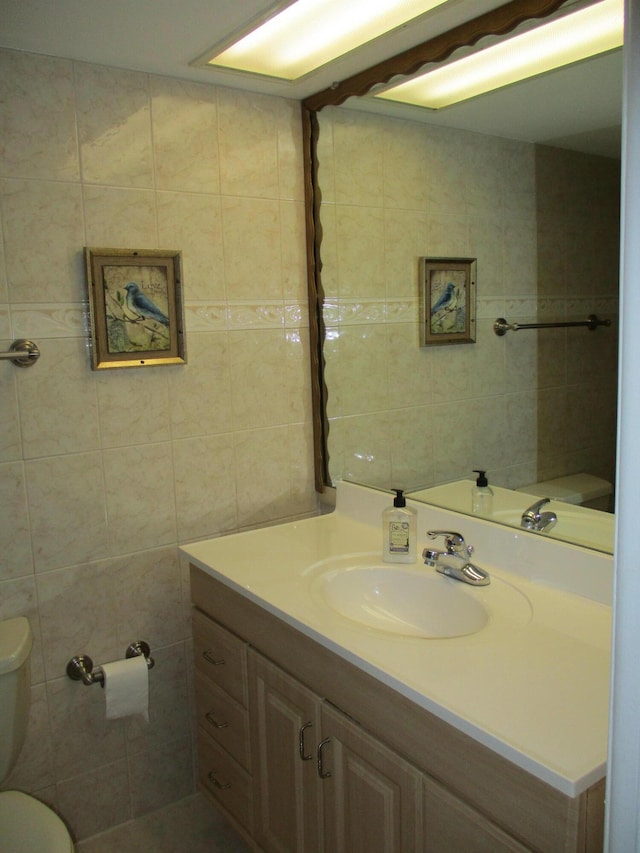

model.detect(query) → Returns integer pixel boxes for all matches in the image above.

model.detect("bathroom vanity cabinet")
[190,565,605,853]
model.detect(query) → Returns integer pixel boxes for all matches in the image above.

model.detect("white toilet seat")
[0,790,75,852]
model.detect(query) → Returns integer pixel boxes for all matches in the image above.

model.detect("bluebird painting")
[429,273,466,335]
[125,283,170,326]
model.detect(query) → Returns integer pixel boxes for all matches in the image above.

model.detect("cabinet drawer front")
[195,671,251,772]
[193,609,248,706]
[198,728,253,833]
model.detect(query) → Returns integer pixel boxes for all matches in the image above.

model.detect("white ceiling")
[0,0,622,158]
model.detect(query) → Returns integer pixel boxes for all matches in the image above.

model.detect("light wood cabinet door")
[249,650,324,853]
[320,702,423,853]
[423,774,531,852]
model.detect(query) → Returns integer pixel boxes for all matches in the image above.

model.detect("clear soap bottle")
[472,469,494,517]
[382,489,417,563]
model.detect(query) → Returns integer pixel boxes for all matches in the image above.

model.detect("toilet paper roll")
[102,655,149,722]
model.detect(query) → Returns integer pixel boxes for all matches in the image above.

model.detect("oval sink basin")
[312,565,489,638]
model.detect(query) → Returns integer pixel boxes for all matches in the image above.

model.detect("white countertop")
[181,481,612,797]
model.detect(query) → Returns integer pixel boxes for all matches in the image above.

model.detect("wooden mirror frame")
[301,0,570,491]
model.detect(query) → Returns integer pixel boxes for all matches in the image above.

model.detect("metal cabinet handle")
[299,721,313,761]
[207,770,231,790]
[205,710,229,729]
[203,649,225,666]
[317,737,332,779]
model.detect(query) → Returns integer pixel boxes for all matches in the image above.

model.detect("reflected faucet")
[521,498,558,532]
[422,531,490,586]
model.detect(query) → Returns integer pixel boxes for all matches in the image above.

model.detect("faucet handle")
[426,531,468,554]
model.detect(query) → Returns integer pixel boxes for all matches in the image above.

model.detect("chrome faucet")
[521,498,558,532]
[422,531,490,586]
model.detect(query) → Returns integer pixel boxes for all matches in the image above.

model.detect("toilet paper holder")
[66,641,154,687]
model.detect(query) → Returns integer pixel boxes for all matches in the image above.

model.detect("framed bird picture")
[84,247,187,369]
[419,257,477,347]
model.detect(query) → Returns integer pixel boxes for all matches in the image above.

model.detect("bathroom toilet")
[517,473,613,511]
[0,617,75,852]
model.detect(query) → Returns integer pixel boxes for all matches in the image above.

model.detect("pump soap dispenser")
[472,470,494,517]
[382,489,417,563]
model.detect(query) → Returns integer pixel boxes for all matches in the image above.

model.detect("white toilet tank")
[0,617,33,783]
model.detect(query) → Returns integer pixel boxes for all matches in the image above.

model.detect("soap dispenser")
[382,489,417,563]
[472,470,494,517]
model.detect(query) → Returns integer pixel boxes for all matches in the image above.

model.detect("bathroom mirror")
[302,0,621,555]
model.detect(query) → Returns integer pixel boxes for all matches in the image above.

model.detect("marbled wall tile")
[47,676,127,780]
[332,110,385,208]
[383,209,428,299]
[27,452,109,572]
[97,366,171,448]
[103,442,176,555]
[382,120,429,211]
[221,196,282,300]
[128,737,194,818]
[332,412,393,488]
[470,396,508,472]
[335,206,385,299]
[57,759,131,841]
[0,462,32,578]
[425,125,470,215]
[426,213,469,257]
[505,391,538,468]
[1,179,85,303]
[0,368,21,462]
[233,425,296,527]
[387,323,431,410]
[167,331,232,439]
[387,405,434,491]
[112,547,185,649]
[0,222,7,304]
[75,62,153,188]
[285,328,312,425]
[151,76,220,194]
[1,684,55,792]
[174,434,237,542]
[229,328,294,428]
[16,337,100,459]
[276,98,305,202]
[280,200,307,302]
[326,323,387,417]
[430,402,474,484]
[217,88,281,199]
[287,422,318,514]
[0,50,79,181]
[83,186,157,248]
[156,191,225,301]
[37,560,121,680]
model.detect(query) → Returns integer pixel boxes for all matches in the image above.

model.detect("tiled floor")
[76,794,252,853]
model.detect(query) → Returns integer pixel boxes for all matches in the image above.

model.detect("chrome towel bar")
[494,314,611,336]
[0,339,40,366]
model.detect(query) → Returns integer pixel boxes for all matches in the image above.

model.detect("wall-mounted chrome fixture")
[66,641,154,686]
[494,314,611,336]
[0,339,40,367]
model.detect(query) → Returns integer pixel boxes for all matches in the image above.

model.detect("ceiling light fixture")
[196,0,448,81]
[375,0,623,109]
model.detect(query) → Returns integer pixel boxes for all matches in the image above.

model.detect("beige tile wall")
[0,47,317,841]
[317,106,620,493]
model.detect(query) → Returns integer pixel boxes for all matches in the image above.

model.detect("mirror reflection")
[313,62,620,554]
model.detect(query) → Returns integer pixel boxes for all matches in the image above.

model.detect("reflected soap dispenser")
[472,470,494,517]
[382,489,417,563]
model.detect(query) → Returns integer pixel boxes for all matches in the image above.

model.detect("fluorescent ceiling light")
[199,0,448,81]
[376,0,623,109]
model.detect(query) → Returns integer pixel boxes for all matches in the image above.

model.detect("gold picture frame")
[84,247,186,369]
[420,257,477,346]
